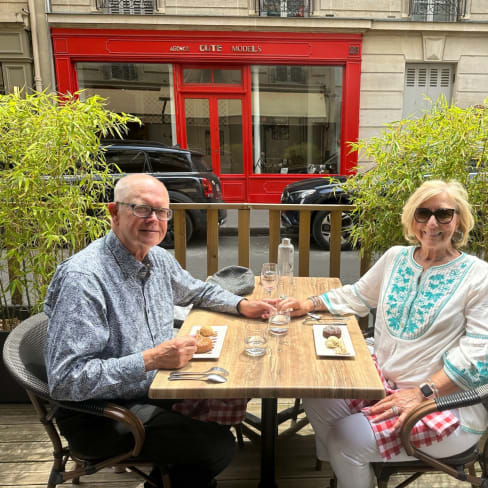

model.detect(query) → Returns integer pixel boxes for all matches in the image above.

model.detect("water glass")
[260,263,278,297]
[268,309,291,336]
[244,322,268,357]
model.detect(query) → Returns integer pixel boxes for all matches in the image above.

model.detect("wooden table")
[149,277,385,487]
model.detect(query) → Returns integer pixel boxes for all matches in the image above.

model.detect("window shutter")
[403,64,454,118]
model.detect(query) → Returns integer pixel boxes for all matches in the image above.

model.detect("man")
[44,174,274,487]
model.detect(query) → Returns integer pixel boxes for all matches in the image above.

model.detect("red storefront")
[51,29,362,203]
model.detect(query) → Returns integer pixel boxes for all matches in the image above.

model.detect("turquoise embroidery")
[383,248,473,339]
[445,355,488,388]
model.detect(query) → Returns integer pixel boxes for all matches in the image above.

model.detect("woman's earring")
[452,230,464,243]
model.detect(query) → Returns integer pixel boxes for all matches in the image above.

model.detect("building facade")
[1,0,488,201]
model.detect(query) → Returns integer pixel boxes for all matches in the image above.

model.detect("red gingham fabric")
[172,398,248,425]
[345,355,459,460]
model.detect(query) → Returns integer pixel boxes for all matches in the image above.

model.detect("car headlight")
[294,189,316,202]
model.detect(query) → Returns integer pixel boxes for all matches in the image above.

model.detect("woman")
[280,180,488,488]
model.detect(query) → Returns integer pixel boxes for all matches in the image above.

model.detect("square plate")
[190,325,227,359]
[313,324,355,357]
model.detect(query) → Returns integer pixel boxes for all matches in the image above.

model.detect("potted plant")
[343,98,488,268]
[0,89,139,401]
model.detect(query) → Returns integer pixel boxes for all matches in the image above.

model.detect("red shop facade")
[51,29,362,203]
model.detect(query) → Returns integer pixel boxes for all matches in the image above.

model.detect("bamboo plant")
[0,89,140,329]
[344,98,488,265]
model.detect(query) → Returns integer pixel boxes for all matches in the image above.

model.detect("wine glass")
[260,263,278,297]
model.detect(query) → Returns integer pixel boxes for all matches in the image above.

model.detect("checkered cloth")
[346,355,459,460]
[172,398,248,425]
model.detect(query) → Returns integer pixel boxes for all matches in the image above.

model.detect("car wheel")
[312,211,354,250]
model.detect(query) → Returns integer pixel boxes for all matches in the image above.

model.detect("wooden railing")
[170,203,370,278]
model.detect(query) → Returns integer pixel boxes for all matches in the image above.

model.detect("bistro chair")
[324,384,488,487]
[2,313,169,488]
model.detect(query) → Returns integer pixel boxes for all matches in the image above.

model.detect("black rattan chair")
[2,313,168,488]
[324,385,488,487]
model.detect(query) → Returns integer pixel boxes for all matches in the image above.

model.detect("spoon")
[168,373,227,383]
[169,366,229,377]
[307,312,322,320]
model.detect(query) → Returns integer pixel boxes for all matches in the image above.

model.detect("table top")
[149,277,385,401]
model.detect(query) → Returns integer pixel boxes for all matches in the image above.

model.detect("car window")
[189,153,212,172]
[148,151,192,172]
[104,149,151,173]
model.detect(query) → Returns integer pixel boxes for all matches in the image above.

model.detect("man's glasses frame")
[414,207,456,224]
[116,202,173,221]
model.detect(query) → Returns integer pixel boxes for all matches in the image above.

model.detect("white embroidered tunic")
[320,246,488,435]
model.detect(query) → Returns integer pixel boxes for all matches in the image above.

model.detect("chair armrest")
[400,384,488,457]
[54,399,146,457]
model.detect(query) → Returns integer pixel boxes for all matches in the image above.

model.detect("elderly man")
[44,174,274,488]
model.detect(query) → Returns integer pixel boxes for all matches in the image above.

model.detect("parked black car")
[101,139,227,248]
[280,176,354,250]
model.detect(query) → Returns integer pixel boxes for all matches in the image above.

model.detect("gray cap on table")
[207,265,255,296]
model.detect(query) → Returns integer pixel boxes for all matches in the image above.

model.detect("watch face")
[420,383,434,398]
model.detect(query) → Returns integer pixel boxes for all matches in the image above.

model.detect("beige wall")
[315,0,403,18]
[356,29,488,166]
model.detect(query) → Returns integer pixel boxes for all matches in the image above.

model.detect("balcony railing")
[409,0,466,22]
[257,0,311,17]
[96,0,156,15]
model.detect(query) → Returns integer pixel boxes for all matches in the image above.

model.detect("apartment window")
[403,64,454,118]
[409,0,465,22]
[96,0,155,14]
[259,0,310,17]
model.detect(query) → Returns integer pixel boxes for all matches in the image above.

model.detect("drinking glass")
[260,263,278,297]
[268,309,291,336]
[244,322,268,357]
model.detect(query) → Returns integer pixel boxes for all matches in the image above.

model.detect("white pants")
[303,398,480,488]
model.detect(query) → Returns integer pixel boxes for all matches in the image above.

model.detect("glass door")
[183,95,246,201]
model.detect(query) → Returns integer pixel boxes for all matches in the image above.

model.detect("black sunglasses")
[414,207,456,224]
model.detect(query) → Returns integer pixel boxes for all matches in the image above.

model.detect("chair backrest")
[2,312,50,399]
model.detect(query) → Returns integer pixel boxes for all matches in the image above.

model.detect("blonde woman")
[280,180,488,488]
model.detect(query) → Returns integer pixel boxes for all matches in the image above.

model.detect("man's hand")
[238,298,278,319]
[143,335,197,371]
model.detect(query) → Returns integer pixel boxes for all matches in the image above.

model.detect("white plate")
[190,325,227,359]
[313,324,355,357]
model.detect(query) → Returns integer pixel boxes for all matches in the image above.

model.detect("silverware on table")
[169,366,229,377]
[168,373,227,383]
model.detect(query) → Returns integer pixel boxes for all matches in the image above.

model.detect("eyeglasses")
[414,207,456,224]
[116,202,173,221]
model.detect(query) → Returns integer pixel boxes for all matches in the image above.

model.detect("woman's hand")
[366,387,425,431]
[277,297,314,317]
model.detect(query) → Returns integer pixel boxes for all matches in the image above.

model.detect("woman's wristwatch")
[419,379,438,399]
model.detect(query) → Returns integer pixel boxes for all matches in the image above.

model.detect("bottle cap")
[282,238,291,245]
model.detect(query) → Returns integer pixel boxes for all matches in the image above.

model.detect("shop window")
[251,65,342,175]
[76,62,177,145]
[259,0,310,17]
[102,64,138,81]
[409,0,465,21]
[403,63,454,118]
[183,68,241,85]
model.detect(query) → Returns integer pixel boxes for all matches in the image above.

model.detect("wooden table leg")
[258,398,278,487]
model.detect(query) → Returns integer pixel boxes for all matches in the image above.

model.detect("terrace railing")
[170,202,370,279]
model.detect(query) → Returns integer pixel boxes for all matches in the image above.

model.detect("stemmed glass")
[260,263,279,297]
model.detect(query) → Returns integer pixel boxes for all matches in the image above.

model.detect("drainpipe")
[28,0,43,91]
